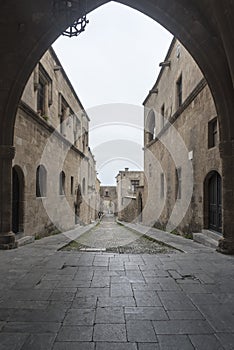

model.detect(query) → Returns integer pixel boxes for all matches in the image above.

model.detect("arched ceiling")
[0,0,234,144]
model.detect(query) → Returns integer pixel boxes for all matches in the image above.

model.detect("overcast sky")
[53,1,173,185]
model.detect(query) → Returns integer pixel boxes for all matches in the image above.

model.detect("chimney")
[125,168,129,172]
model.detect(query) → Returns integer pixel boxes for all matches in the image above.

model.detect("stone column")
[0,145,17,249]
[217,140,234,254]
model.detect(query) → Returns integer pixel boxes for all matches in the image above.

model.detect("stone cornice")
[146,78,207,148]
[18,101,85,159]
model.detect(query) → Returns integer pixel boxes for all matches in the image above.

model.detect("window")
[176,75,183,108]
[59,95,69,135]
[36,165,47,197]
[208,118,218,148]
[59,171,65,195]
[131,180,140,193]
[71,176,74,195]
[160,173,164,199]
[161,104,165,129]
[176,167,182,200]
[73,115,81,147]
[82,128,86,152]
[36,64,52,118]
[146,110,155,143]
[37,81,46,115]
[105,191,109,197]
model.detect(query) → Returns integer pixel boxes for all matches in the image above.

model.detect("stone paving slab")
[56,325,93,342]
[157,334,194,350]
[53,342,95,350]
[0,333,28,350]
[93,323,127,342]
[0,216,234,349]
[126,320,158,342]
[118,220,215,253]
[188,334,224,350]
[125,306,168,321]
[95,307,125,324]
[95,343,137,350]
[20,334,56,350]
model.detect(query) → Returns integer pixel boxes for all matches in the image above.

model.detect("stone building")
[143,38,221,241]
[100,186,117,215]
[13,47,98,240]
[116,168,144,222]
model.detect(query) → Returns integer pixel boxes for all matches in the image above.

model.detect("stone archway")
[1,1,234,252]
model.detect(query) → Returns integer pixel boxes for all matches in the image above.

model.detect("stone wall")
[13,48,98,237]
[116,169,144,222]
[143,38,221,235]
[100,186,117,214]
[118,197,138,223]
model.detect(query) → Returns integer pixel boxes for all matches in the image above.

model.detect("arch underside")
[0,0,234,145]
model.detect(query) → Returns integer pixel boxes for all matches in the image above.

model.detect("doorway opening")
[204,171,222,234]
[12,166,25,235]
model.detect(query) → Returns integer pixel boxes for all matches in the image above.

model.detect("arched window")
[82,177,86,195]
[59,171,66,195]
[146,109,156,143]
[36,165,47,197]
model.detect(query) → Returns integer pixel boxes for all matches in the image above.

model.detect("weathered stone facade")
[116,168,144,222]
[143,38,221,236]
[13,48,98,239]
[100,186,117,215]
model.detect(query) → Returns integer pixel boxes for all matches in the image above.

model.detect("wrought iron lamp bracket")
[53,0,89,38]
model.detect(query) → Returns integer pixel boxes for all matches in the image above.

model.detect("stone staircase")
[193,229,221,249]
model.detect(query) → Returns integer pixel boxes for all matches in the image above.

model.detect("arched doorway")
[12,166,24,234]
[204,171,222,234]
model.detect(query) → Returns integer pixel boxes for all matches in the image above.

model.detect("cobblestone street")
[0,219,234,349]
[63,215,176,254]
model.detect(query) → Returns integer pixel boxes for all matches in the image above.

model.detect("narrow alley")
[63,215,176,254]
